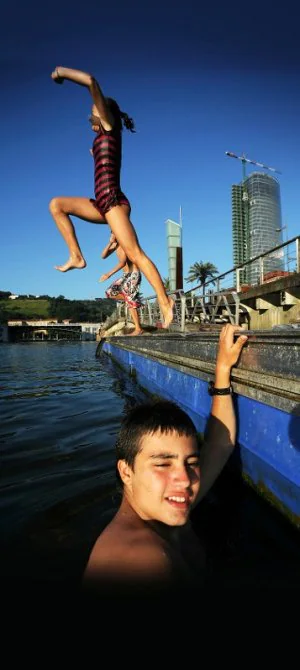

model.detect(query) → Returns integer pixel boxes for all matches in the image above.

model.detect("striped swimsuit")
[91,124,130,217]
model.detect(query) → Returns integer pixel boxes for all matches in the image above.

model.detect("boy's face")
[120,430,200,526]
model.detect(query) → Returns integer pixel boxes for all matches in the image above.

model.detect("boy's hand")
[99,274,108,282]
[216,324,248,373]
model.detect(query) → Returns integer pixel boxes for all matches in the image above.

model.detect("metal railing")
[103,236,300,333]
[191,235,299,294]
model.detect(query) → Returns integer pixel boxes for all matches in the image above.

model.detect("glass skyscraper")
[232,172,284,284]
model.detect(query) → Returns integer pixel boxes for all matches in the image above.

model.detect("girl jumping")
[49,66,174,328]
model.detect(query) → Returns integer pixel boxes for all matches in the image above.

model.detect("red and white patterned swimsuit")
[105,271,142,309]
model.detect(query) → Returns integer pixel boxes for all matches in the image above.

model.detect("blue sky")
[1,0,299,300]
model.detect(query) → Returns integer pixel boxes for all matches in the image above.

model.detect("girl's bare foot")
[128,329,144,336]
[55,256,86,272]
[162,296,174,329]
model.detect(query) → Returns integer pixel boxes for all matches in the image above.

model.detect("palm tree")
[163,277,171,291]
[185,261,219,298]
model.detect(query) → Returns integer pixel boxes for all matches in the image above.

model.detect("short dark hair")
[115,400,198,486]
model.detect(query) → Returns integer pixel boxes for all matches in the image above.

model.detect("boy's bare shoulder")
[83,512,171,584]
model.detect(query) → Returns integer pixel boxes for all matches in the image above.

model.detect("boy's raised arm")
[195,324,248,504]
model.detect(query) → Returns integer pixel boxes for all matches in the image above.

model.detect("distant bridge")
[4,321,103,342]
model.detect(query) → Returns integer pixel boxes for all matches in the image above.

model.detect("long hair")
[106,97,136,133]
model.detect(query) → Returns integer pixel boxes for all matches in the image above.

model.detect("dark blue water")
[1,341,300,593]
[0,342,148,588]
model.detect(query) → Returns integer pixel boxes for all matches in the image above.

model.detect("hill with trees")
[0,292,115,323]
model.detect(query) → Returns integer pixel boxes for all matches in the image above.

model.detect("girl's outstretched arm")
[51,66,114,129]
[99,244,127,281]
[99,260,126,283]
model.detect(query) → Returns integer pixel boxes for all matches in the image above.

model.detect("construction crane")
[225,151,282,183]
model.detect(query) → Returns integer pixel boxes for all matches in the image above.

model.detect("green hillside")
[0,295,115,323]
[1,299,50,320]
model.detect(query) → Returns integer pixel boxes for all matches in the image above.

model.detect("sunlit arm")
[101,240,118,260]
[51,66,114,128]
[194,325,248,505]
[106,261,126,280]
[99,260,126,283]
[54,66,93,87]
[196,366,235,504]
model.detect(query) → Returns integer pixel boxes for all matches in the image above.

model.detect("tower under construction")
[232,172,284,285]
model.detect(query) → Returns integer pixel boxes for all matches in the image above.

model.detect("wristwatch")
[208,381,233,396]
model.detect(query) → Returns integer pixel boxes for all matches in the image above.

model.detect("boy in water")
[83,324,248,599]
[99,232,144,336]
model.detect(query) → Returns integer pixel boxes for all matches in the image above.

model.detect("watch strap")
[208,381,233,396]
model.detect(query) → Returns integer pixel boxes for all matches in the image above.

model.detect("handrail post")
[236,267,243,293]
[259,256,264,284]
[180,295,186,332]
[147,299,153,326]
